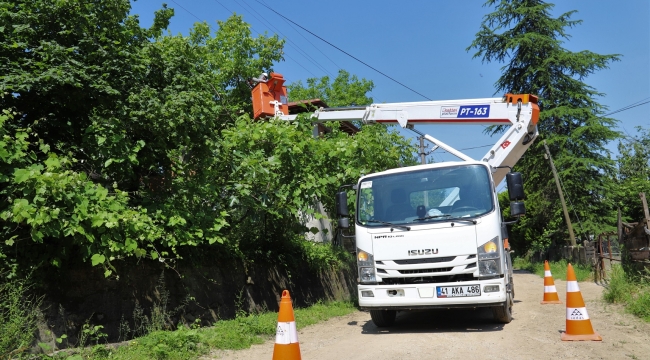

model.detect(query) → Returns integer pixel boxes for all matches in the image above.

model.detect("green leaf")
[5,236,16,246]
[45,156,60,169]
[134,248,147,258]
[91,254,105,266]
[14,168,30,183]
[91,215,104,227]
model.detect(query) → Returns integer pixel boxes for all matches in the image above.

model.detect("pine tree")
[468,0,621,252]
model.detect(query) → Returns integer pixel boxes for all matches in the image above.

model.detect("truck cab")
[338,161,525,326]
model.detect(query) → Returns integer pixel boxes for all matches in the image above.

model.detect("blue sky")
[130,0,649,172]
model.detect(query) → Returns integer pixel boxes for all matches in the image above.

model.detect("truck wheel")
[370,310,397,327]
[492,293,513,324]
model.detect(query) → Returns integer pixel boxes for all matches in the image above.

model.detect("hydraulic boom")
[252,72,540,184]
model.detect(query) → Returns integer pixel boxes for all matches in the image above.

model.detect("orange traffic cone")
[541,260,562,304]
[561,263,602,341]
[272,290,302,359]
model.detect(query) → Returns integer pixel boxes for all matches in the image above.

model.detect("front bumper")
[358,277,506,310]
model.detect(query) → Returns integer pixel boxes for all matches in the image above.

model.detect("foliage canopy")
[469,0,621,252]
[0,0,414,276]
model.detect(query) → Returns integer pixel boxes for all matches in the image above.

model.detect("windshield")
[357,164,494,226]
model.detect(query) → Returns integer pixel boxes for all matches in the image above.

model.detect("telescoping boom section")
[252,72,540,185]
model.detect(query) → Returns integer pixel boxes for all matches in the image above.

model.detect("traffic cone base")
[561,264,602,342]
[541,261,562,304]
[272,290,302,360]
[561,331,602,341]
[541,299,562,304]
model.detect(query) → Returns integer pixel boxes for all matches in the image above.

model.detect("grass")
[0,274,42,359]
[603,265,650,322]
[50,300,357,360]
[512,258,593,282]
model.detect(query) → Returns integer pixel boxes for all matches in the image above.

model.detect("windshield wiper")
[448,217,478,225]
[413,214,477,225]
[413,214,452,221]
[366,220,411,231]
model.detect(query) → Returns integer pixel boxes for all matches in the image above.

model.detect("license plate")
[437,285,481,298]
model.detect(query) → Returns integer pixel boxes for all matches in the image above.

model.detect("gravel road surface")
[210,271,650,360]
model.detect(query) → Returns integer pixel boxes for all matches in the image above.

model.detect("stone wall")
[34,257,356,349]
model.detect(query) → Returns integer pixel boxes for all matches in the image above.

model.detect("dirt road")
[210,271,650,360]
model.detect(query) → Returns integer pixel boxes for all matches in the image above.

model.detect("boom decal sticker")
[440,105,490,118]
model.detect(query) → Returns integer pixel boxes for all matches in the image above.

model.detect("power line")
[254,0,432,101]
[435,143,494,154]
[601,97,650,118]
[232,0,335,77]
[599,97,650,146]
[258,0,343,72]
[171,0,319,78]
[211,0,321,77]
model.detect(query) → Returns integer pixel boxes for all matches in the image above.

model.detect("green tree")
[615,127,650,222]
[468,0,621,252]
[0,0,284,273]
[287,70,374,107]
[0,0,414,276]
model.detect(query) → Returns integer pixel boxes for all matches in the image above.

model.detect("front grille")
[393,256,456,265]
[382,273,475,285]
[398,267,453,274]
[377,268,387,273]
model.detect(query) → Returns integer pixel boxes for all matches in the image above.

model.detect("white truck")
[252,73,540,326]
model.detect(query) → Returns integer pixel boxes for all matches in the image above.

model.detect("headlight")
[357,249,373,267]
[357,248,376,283]
[360,267,376,283]
[479,260,499,275]
[478,237,499,260]
[478,237,501,276]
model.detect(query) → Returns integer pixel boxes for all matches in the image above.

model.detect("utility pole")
[419,136,426,164]
[543,140,577,246]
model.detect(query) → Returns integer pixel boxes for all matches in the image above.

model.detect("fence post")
[641,193,650,229]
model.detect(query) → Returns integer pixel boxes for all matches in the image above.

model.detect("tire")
[493,293,513,324]
[370,310,397,327]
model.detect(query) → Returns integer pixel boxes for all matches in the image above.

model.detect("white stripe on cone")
[567,307,590,320]
[566,281,580,292]
[275,321,299,344]
[544,270,552,277]
[544,285,557,293]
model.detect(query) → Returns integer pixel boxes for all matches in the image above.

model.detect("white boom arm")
[276,95,539,185]
[251,74,540,185]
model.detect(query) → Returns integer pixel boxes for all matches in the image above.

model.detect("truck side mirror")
[506,172,525,217]
[510,201,526,217]
[336,191,349,217]
[506,172,525,201]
